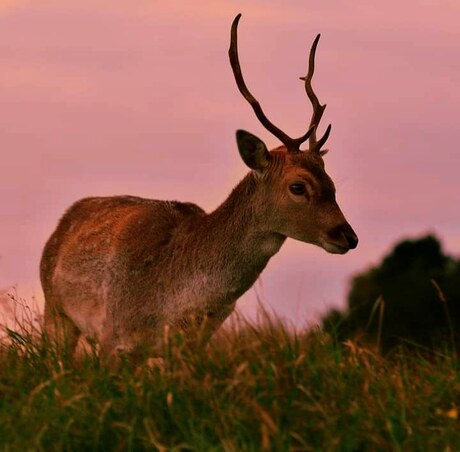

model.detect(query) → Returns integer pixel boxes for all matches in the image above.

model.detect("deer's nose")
[342,223,358,249]
[328,223,358,250]
[346,231,358,249]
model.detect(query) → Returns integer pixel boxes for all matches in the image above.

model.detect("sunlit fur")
[41,141,357,357]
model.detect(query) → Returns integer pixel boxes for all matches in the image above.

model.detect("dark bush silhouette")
[323,235,460,352]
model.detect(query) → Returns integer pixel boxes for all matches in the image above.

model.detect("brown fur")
[41,147,357,357]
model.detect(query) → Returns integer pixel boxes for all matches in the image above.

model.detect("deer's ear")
[236,130,271,171]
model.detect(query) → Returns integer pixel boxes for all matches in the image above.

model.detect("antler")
[299,34,331,153]
[229,14,315,153]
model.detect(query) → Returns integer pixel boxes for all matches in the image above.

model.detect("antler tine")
[229,14,314,152]
[229,14,292,147]
[300,34,331,152]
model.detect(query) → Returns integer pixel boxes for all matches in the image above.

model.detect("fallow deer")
[40,14,358,357]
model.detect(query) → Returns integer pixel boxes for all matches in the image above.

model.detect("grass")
[0,307,460,451]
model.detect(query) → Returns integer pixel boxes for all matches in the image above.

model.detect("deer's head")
[229,14,358,254]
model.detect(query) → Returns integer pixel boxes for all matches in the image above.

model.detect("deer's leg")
[175,306,235,348]
[44,305,81,355]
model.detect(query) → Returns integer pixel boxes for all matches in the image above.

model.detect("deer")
[40,14,358,359]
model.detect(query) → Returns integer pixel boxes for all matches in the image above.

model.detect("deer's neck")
[191,173,286,294]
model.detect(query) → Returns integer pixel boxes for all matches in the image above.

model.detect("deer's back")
[41,196,205,334]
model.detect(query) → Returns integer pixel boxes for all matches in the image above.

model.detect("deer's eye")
[289,183,307,196]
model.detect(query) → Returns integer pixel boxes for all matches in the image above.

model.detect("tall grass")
[0,304,459,451]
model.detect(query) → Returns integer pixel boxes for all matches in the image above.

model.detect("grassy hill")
[1,309,459,451]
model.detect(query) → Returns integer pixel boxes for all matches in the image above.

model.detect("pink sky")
[1,0,459,326]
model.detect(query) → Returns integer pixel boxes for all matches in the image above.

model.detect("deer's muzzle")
[323,223,358,254]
